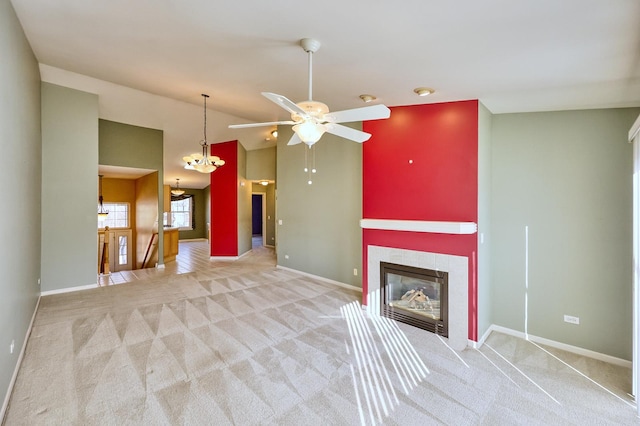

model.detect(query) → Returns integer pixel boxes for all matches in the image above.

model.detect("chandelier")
[98,174,108,220]
[183,94,225,173]
[171,178,185,196]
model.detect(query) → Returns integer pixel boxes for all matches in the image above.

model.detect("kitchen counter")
[163,227,179,262]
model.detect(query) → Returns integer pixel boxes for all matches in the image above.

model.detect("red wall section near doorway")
[362,100,479,340]
[210,140,238,256]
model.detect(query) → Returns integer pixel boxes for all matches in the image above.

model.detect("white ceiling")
[10,0,640,189]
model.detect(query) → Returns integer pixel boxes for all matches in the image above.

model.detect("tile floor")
[98,239,217,286]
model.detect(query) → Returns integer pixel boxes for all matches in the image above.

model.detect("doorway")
[252,193,265,248]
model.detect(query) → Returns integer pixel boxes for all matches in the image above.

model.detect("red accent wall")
[210,140,238,256]
[362,100,479,340]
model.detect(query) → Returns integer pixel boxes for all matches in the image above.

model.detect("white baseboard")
[210,250,251,261]
[1,295,40,421]
[276,265,362,293]
[472,325,495,349]
[40,283,98,296]
[486,324,631,368]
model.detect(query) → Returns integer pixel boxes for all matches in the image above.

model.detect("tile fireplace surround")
[366,245,469,351]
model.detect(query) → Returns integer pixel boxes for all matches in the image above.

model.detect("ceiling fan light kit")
[183,94,225,174]
[359,94,376,103]
[292,121,326,144]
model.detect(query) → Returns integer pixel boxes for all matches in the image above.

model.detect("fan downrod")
[300,38,321,53]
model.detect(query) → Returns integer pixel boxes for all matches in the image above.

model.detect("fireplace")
[381,262,448,337]
[366,245,468,350]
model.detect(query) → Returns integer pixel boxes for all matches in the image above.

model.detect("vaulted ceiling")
[10,0,640,188]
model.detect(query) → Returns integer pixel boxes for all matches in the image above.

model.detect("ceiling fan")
[229,38,391,147]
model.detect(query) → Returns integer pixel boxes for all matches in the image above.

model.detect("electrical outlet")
[37,278,41,286]
[10,340,14,354]
[353,268,358,276]
[285,254,289,259]
[564,315,579,325]
[278,220,283,225]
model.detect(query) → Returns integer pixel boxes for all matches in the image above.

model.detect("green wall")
[247,147,276,181]
[276,124,362,288]
[99,119,163,170]
[204,185,211,239]
[0,0,42,412]
[41,83,99,292]
[177,188,207,240]
[477,102,493,339]
[99,119,165,262]
[491,107,639,359]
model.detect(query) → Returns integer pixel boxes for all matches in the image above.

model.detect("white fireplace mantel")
[360,219,477,235]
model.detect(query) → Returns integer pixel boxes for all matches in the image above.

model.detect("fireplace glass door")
[381,262,448,336]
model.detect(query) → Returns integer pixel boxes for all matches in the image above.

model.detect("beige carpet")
[4,246,638,425]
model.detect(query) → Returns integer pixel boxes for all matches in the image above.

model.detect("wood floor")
[98,239,259,287]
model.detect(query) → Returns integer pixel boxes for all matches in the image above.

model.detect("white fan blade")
[287,133,303,146]
[324,123,371,143]
[229,120,295,129]
[262,92,309,118]
[324,104,390,123]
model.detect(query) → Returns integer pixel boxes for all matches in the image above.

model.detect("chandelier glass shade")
[170,178,185,196]
[98,174,108,220]
[183,94,225,174]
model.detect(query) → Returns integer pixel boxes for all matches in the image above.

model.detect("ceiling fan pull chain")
[311,144,316,174]
[304,145,309,173]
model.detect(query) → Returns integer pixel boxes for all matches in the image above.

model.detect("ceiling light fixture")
[171,178,185,196]
[292,121,325,145]
[260,180,269,186]
[359,94,376,103]
[98,175,108,220]
[414,87,435,97]
[183,94,226,173]
[271,130,278,138]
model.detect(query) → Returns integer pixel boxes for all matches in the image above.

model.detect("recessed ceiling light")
[359,94,376,103]
[271,130,278,138]
[414,87,435,97]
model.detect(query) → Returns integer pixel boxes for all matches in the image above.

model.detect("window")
[99,203,129,229]
[171,197,193,231]
[118,235,128,265]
